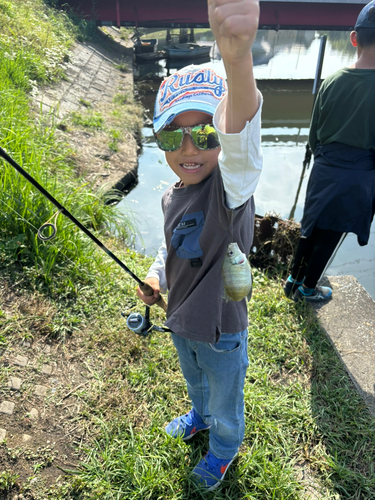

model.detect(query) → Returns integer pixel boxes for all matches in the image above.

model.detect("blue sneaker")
[165,408,211,441]
[283,275,304,297]
[192,450,237,491]
[293,284,332,302]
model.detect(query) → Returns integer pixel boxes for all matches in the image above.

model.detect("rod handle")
[140,282,168,313]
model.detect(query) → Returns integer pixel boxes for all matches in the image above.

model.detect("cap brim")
[153,102,216,133]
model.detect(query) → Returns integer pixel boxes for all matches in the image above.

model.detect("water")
[119,30,375,300]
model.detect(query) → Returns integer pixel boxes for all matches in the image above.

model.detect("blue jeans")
[171,329,249,459]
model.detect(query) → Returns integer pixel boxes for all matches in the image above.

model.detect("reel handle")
[140,282,168,313]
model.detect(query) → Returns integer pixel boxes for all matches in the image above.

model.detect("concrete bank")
[33,27,138,193]
[313,275,375,417]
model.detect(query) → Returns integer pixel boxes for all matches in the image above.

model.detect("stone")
[312,276,375,416]
[8,376,22,391]
[41,364,53,375]
[22,434,32,442]
[34,385,48,397]
[0,428,6,441]
[13,355,28,367]
[43,345,51,354]
[0,401,15,415]
[29,408,39,419]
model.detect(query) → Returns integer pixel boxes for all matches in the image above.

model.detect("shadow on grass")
[297,300,375,498]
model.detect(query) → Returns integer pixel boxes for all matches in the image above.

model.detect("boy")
[284,0,375,302]
[137,0,262,491]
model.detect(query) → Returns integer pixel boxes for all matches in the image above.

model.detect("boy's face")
[164,111,220,186]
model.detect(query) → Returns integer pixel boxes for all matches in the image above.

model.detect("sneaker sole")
[182,425,211,441]
[294,291,332,303]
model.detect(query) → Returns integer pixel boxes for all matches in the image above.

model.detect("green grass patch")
[0,0,137,295]
[6,266,368,500]
[70,111,104,129]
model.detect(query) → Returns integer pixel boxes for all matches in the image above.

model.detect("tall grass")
[0,0,136,293]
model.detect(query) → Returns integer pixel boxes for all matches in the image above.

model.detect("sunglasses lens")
[191,125,220,150]
[155,129,183,151]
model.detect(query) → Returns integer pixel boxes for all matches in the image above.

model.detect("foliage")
[23,266,372,500]
[0,470,19,492]
[0,0,137,294]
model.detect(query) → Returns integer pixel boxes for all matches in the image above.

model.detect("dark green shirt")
[309,68,375,153]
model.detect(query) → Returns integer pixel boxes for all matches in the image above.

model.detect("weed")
[108,129,121,152]
[0,470,19,492]
[70,111,104,129]
[79,97,92,108]
[114,60,128,72]
[113,92,132,105]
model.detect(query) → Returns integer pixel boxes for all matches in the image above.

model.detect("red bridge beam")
[67,0,367,31]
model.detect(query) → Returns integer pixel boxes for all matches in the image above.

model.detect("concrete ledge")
[312,276,375,416]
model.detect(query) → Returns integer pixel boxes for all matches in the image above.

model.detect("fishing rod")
[304,34,327,170]
[289,35,327,220]
[0,147,168,334]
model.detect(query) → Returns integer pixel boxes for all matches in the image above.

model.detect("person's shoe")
[283,275,304,297]
[192,450,237,491]
[293,285,332,302]
[165,408,211,441]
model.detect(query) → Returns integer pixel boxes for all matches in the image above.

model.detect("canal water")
[118,29,375,300]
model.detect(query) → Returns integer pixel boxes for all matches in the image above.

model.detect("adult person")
[284,0,375,302]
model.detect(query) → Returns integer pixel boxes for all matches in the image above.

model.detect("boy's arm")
[136,240,168,306]
[208,0,260,133]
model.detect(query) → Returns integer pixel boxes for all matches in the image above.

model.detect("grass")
[0,0,137,295]
[67,271,375,499]
[1,2,375,499]
[2,264,374,499]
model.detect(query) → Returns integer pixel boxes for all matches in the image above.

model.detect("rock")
[13,354,28,367]
[34,385,48,397]
[8,376,22,391]
[0,401,15,415]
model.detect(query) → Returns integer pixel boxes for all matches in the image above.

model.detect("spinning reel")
[123,305,171,337]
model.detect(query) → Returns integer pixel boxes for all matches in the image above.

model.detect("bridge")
[65,0,368,30]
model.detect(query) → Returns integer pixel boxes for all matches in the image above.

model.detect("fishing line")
[0,146,168,314]
[0,197,84,271]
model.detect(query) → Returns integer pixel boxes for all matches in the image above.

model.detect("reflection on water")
[134,29,356,80]
[119,30,374,300]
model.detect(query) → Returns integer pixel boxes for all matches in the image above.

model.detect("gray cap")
[355,0,375,29]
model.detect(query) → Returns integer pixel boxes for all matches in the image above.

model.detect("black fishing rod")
[289,35,327,220]
[304,34,327,169]
[0,147,168,320]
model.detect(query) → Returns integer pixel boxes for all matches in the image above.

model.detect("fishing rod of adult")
[0,146,167,313]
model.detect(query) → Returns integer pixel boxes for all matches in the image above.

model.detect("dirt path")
[32,27,140,193]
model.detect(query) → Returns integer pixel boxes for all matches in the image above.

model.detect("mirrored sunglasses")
[154,124,220,152]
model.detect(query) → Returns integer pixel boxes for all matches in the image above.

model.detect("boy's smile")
[165,111,221,187]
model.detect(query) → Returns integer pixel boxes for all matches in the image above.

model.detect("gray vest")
[162,168,255,344]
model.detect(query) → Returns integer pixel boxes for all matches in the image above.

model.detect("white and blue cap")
[355,0,375,29]
[153,65,227,133]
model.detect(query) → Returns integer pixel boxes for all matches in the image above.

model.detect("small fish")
[222,242,252,302]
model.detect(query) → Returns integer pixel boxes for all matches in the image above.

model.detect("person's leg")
[302,228,344,289]
[284,229,318,296]
[166,333,211,439]
[291,229,319,282]
[190,329,249,490]
[293,228,344,302]
[196,330,249,459]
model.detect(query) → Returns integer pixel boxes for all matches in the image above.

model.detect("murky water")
[118,30,375,300]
